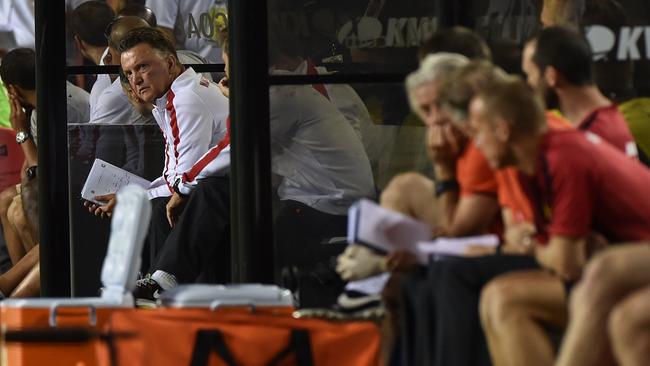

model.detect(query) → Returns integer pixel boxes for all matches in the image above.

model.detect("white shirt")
[292,60,388,170]
[30,81,90,144]
[89,78,154,125]
[145,0,224,63]
[270,84,375,215]
[177,49,213,82]
[89,47,112,113]
[148,67,230,198]
[0,0,35,50]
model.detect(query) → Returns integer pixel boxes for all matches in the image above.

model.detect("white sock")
[151,270,178,291]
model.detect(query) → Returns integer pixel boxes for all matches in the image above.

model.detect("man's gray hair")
[405,53,469,114]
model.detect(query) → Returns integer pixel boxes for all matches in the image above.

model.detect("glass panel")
[66,0,227,65]
[66,73,165,294]
[265,0,650,307]
[269,82,428,306]
[267,0,451,74]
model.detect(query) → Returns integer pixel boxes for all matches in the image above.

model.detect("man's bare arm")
[536,235,587,280]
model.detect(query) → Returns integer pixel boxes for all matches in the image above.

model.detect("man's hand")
[7,86,29,133]
[166,192,188,227]
[84,193,116,219]
[464,245,497,257]
[385,250,420,273]
[501,222,537,255]
[217,77,230,98]
[426,123,461,179]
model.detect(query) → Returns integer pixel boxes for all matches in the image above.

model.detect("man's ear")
[166,54,177,73]
[544,66,559,88]
[494,117,512,142]
[74,35,85,54]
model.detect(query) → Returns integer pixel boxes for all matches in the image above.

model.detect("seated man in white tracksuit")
[88,28,230,280]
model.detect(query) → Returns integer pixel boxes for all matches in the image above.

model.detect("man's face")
[412,81,471,147]
[468,96,509,169]
[121,43,174,103]
[522,41,559,109]
[412,82,449,128]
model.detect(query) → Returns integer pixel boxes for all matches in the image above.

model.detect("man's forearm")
[20,139,38,167]
[535,236,587,280]
[434,163,458,234]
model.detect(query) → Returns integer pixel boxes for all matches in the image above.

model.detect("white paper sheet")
[81,159,151,205]
[347,199,431,255]
[417,235,500,258]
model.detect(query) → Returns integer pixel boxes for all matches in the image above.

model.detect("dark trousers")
[274,200,348,307]
[152,177,231,284]
[399,254,539,366]
[143,196,171,273]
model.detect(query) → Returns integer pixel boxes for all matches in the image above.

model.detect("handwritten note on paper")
[81,159,151,204]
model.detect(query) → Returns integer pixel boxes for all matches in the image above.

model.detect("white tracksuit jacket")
[148,68,230,198]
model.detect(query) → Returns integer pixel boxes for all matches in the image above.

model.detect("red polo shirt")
[578,104,637,158]
[519,129,650,244]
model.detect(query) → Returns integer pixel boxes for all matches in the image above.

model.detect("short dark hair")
[418,27,492,61]
[532,26,594,86]
[69,1,115,47]
[478,79,547,136]
[117,4,157,28]
[0,48,35,90]
[118,27,178,60]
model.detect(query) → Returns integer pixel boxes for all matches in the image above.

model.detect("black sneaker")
[133,274,163,308]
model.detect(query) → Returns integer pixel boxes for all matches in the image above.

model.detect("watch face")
[16,131,28,144]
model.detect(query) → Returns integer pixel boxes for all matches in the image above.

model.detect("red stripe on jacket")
[182,117,231,183]
[164,90,181,190]
[306,59,330,100]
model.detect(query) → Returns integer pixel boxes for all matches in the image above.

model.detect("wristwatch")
[434,179,459,197]
[172,178,189,198]
[15,131,31,145]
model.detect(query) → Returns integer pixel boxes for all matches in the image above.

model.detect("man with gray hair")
[337,52,502,281]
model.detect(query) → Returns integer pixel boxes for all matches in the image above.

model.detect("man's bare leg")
[380,172,440,229]
[480,270,567,366]
[10,263,39,298]
[8,195,35,253]
[609,284,650,366]
[0,186,24,264]
[557,244,650,366]
[0,245,38,296]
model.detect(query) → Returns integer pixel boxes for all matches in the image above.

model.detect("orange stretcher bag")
[99,307,382,366]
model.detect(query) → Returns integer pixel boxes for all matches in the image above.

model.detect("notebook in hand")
[347,199,431,256]
[81,159,151,205]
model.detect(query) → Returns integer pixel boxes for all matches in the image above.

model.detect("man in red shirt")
[472,80,650,366]
[522,26,637,158]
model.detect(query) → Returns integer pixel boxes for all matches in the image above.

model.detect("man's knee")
[7,196,26,231]
[0,187,18,216]
[608,291,648,346]
[578,250,630,305]
[380,172,432,208]
[480,277,519,326]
